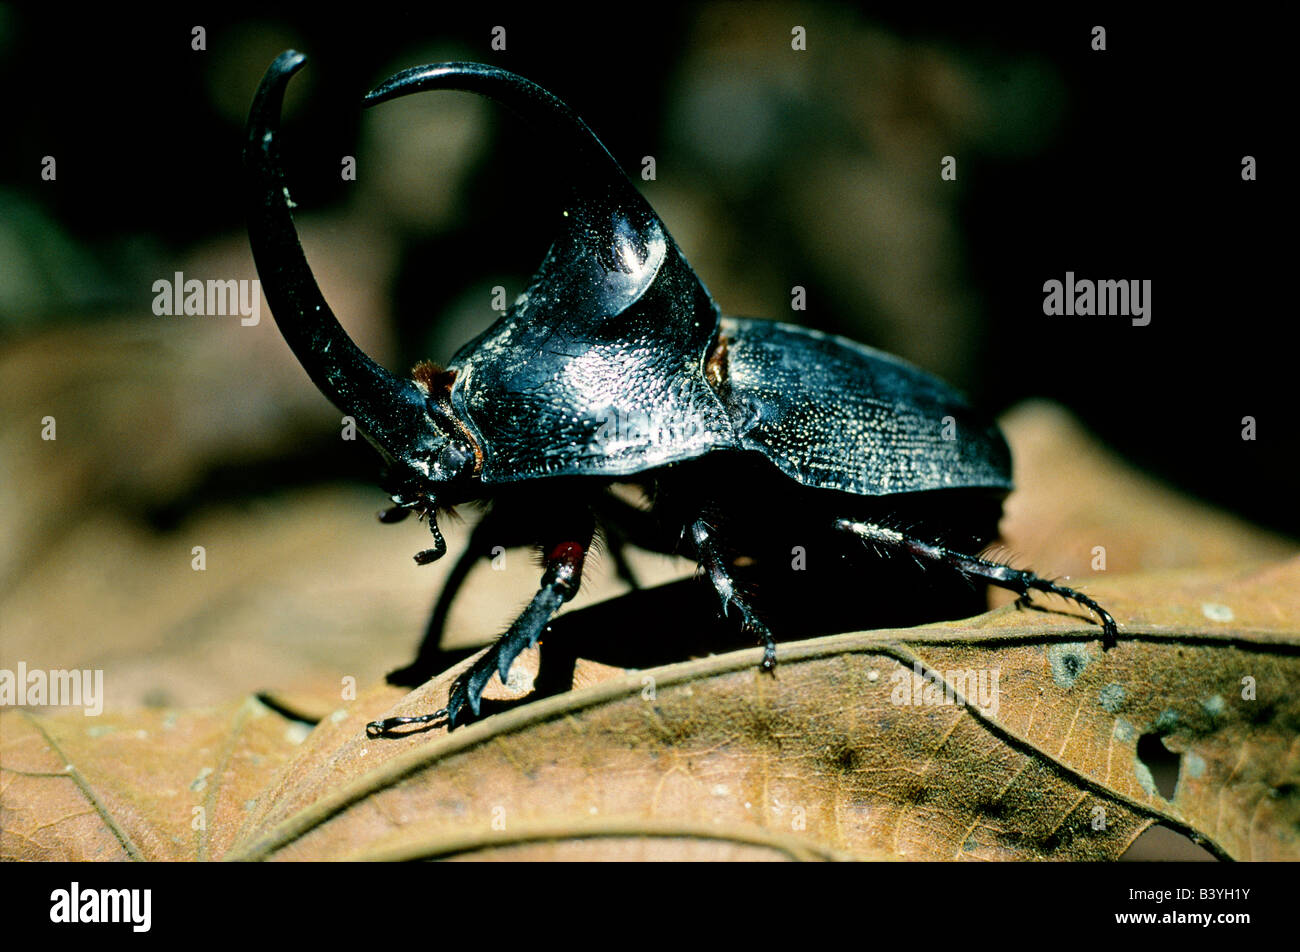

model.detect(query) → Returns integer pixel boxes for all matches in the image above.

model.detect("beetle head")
[246,52,722,560]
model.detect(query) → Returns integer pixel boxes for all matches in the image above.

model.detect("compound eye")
[432,441,472,480]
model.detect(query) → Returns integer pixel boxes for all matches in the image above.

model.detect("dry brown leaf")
[0,696,311,860]
[5,559,1297,862]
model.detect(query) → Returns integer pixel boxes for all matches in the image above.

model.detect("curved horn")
[362,60,718,353]
[364,61,656,220]
[245,51,439,475]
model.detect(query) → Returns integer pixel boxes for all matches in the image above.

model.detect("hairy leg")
[689,515,779,671]
[368,509,595,734]
[835,518,1117,647]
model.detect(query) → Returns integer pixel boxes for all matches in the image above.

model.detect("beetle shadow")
[511,563,996,714]
[378,552,1024,731]
[375,570,1115,734]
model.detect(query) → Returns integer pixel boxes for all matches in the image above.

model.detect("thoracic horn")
[244,51,441,480]
[363,61,652,213]
[360,59,720,384]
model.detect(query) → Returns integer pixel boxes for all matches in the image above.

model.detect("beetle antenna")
[413,516,448,564]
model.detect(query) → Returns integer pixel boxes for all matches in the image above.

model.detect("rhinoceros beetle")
[244,51,1118,735]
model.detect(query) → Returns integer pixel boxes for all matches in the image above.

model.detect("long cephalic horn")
[245,51,440,477]
[363,61,654,216]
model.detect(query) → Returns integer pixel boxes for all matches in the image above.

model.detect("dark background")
[1,5,1292,535]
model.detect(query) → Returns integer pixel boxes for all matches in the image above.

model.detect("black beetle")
[244,51,1117,734]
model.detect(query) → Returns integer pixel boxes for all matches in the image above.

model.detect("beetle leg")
[451,523,594,725]
[369,516,595,734]
[386,504,540,687]
[690,518,779,672]
[835,519,1118,648]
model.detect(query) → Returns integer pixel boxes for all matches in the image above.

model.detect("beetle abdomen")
[716,317,1013,496]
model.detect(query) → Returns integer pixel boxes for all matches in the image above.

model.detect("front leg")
[368,509,594,735]
[387,502,535,688]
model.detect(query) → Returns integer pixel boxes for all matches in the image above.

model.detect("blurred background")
[1,6,1293,715]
